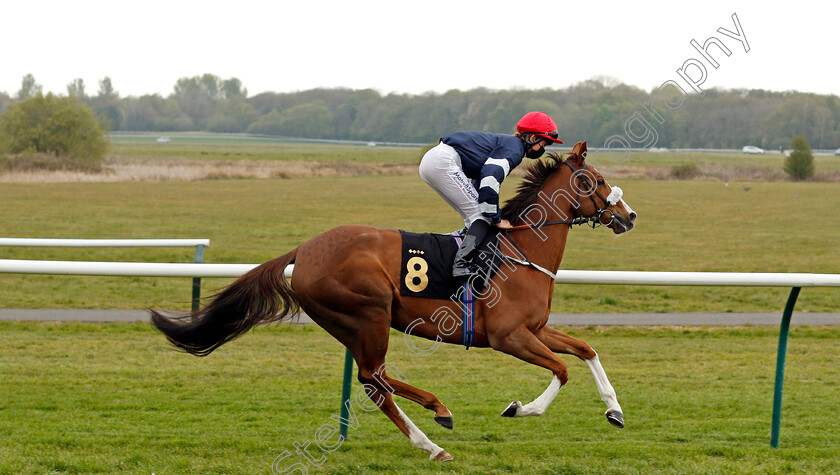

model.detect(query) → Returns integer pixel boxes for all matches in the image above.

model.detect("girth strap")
[450,232,475,349]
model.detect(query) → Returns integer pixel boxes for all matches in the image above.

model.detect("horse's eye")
[597,180,605,185]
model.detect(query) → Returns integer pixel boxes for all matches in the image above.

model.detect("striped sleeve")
[477,157,512,221]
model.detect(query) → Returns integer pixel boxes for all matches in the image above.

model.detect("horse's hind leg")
[303,298,453,461]
[292,228,452,459]
[536,326,624,428]
[378,373,453,429]
[351,334,453,461]
[361,383,453,461]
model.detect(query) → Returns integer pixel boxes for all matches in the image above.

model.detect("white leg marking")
[515,376,562,417]
[395,404,445,459]
[585,353,622,413]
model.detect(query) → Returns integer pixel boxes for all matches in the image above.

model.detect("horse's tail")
[150,247,301,357]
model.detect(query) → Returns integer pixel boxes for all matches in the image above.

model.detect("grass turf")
[0,322,838,474]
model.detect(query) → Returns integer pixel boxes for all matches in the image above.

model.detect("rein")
[504,215,599,232]
[498,231,561,281]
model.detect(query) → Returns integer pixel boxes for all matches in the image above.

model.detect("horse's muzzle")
[610,210,635,234]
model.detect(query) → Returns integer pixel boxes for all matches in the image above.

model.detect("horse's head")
[563,141,636,234]
[501,141,637,235]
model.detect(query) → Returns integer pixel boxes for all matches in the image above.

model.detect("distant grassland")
[108,132,840,173]
[5,133,838,183]
[108,132,426,163]
[1,322,839,474]
[1,172,838,312]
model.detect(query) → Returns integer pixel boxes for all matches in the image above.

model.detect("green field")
[107,132,425,164]
[2,136,839,474]
[1,322,838,474]
[1,174,838,312]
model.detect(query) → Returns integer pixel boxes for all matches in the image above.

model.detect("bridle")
[505,157,615,232]
[496,157,619,282]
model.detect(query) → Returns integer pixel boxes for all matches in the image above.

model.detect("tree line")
[2,74,839,150]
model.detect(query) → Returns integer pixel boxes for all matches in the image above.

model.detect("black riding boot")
[452,234,478,278]
[452,220,490,278]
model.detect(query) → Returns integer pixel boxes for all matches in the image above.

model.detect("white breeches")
[419,142,489,228]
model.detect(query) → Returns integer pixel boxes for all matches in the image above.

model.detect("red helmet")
[516,111,563,144]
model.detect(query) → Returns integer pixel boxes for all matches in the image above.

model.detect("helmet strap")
[523,134,543,148]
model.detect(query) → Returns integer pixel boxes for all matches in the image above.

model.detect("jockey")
[419,111,563,278]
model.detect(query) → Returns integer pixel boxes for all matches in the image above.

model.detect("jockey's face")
[525,135,552,159]
[532,136,553,151]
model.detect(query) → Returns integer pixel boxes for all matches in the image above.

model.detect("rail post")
[339,348,354,441]
[192,244,205,312]
[770,286,801,448]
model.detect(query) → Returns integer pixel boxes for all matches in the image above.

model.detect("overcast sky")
[3,0,837,99]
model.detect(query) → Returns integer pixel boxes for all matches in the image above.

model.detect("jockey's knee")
[467,214,490,228]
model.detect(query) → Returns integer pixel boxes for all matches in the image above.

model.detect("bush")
[0,93,108,171]
[0,152,91,172]
[783,135,815,181]
[670,162,700,179]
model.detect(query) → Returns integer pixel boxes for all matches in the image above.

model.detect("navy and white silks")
[419,132,525,227]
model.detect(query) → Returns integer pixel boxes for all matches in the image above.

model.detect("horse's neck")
[515,220,571,273]
[516,175,576,272]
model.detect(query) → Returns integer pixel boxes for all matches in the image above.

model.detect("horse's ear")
[570,141,588,166]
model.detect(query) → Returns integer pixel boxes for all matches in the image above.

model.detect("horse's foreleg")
[585,354,624,428]
[536,326,624,428]
[501,375,564,418]
[486,325,569,418]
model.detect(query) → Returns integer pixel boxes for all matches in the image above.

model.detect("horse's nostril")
[630,212,637,223]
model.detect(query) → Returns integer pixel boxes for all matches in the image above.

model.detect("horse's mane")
[501,152,569,225]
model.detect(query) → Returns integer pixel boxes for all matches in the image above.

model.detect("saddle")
[398,229,504,300]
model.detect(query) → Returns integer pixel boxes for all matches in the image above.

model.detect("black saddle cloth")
[399,229,503,300]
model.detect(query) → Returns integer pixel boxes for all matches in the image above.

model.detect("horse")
[150,141,637,462]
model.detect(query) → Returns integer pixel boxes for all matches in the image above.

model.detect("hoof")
[606,409,624,428]
[432,450,453,462]
[501,401,521,417]
[434,415,454,430]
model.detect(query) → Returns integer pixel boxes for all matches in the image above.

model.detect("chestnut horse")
[151,141,636,462]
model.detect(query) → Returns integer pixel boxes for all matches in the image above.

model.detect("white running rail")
[2,261,840,287]
[0,238,209,248]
